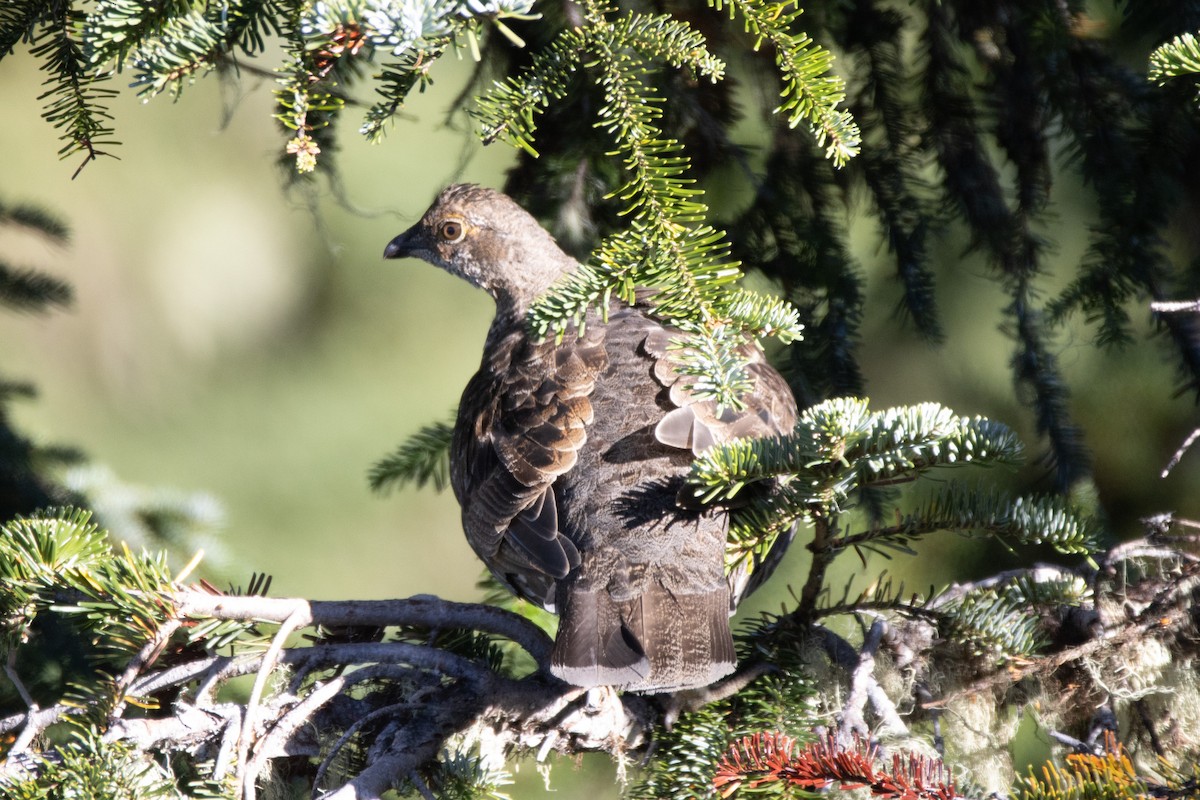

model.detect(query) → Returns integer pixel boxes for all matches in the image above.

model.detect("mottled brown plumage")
[385,184,796,692]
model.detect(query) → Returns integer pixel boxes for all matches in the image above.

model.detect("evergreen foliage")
[472,0,827,405]
[1013,734,1198,800]
[1150,32,1200,87]
[8,498,1192,798]
[0,266,72,315]
[370,418,454,493]
[13,2,120,175]
[1,509,177,663]
[713,731,957,799]
[0,198,230,778]
[0,0,849,406]
[3,730,178,800]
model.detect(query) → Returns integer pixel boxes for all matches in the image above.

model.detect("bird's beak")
[383,227,419,260]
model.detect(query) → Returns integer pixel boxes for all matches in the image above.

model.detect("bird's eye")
[438,220,465,243]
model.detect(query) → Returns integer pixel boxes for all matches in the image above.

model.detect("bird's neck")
[486,296,530,345]
[485,248,580,332]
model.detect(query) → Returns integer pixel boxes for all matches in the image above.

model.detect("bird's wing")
[451,325,608,607]
[632,310,800,608]
[639,320,798,451]
[453,306,797,610]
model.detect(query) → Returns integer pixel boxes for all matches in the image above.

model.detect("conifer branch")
[29,6,120,175]
[1013,733,1179,800]
[472,0,845,404]
[360,50,440,140]
[707,0,860,166]
[369,417,454,493]
[699,398,1047,595]
[0,200,70,244]
[713,731,956,799]
[815,567,1090,645]
[689,398,1023,506]
[1150,31,1200,84]
[83,0,192,67]
[8,2,1200,795]
[1008,287,1092,490]
[0,0,45,59]
[846,6,940,341]
[0,264,73,313]
[474,29,585,156]
[0,509,646,797]
[937,588,1045,661]
[730,136,867,401]
[836,482,1098,557]
[129,9,233,99]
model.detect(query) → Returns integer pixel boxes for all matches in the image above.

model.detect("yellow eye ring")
[438,220,465,243]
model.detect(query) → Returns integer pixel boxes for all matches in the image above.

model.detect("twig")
[409,771,437,800]
[221,58,371,110]
[214,707,243,780]
[816,598,941,623]
[190,640,500,712]
[1085,707,1117,751]
[176,593,554,664]
[322,742,423,800]
[661,659,775,725]
[0,704,75,737]
[194,653,245,707]
[239,607,306,800]
[536,729,560,762]
[8,707,57,757]
[797,517,836,619]
[109,617,182,725]
[5,652,47,756]
[1162,427,1200,478]
[320,681,483,800]
[248,673,351,785]
[286,641,502,684]
[1047,729,1092,753]
[839,618,884,740]
[4,652,36,709]
[130,654,223,698]
[1103,541,1195,567]
[928,568,1197,708]
[926,565,1083,608]
[313,700,418,795]
[1151,299,1200,314]
[105,702,241,750]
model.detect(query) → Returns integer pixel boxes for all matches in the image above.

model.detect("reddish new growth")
[713,731,958,799]
[310,25,368,80]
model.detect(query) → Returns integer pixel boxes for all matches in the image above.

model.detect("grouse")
[384,184,796,692]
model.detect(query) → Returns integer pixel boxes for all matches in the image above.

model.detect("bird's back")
[451,302,793,691]
[550,307,737,691]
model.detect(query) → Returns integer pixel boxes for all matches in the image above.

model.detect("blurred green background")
[2,32,1199,795]
[0,55,513,602]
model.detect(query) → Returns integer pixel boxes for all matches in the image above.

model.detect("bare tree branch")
[175,592,555,664]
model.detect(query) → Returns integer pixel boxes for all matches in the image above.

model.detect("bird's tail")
[549,582,736,693]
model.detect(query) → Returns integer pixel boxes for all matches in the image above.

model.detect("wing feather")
[451,324,606,605]
[451,303,796,614]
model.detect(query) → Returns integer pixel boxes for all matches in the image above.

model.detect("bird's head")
[384,184,577,317]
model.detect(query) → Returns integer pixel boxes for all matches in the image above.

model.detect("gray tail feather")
[550,583,736,693]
